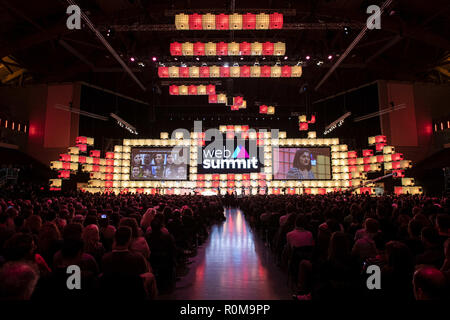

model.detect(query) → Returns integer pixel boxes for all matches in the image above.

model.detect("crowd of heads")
[239,193,450,300]
[0,184,224,300]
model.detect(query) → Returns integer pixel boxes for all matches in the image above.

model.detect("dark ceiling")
[0,0,449,117]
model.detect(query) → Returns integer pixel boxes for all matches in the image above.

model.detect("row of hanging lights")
[175,13,283,30]
[169,84,216,95]
[158,65,302,78]
[170,42,286,56]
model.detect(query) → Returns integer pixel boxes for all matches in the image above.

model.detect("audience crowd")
[0,184,225,300]
[239,193,449,300]
[0,182,448,300]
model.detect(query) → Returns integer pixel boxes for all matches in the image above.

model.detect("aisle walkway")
[167,208,291,300]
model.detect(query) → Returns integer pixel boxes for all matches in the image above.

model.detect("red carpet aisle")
[167,208,291,300]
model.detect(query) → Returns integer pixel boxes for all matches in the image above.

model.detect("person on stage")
[286,149,315,180]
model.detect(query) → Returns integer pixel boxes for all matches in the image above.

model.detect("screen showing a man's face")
[130,148,188,180]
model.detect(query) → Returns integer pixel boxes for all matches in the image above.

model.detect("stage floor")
[165,208,292,300]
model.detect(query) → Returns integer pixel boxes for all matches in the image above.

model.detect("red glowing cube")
[269,13,283,29]
[199,66,210,77]
[375,135,387,144]
[206,84,215,95]
[347,151,357,158]
[376,143,386,152]
[391,153,404,161]
[220,66,230,77]
[188,85,197,95]
[260,65,271,77]
[243,13,256,29]
[197,174,205,180]
[262,42,274,55]
[60,154,71,162]
[240,42,251,55]
[231,105,239,111]
[90,150,100,158]
[105,152,114,159]
[240,65,250,77]
[169,85,179,95]
[193,42,205,55]
[259,105,268,114]
[170,42,182,56]
[216,42,228,55]
[281,65,292,77]
[208,94,218,103]
[105,174,113,180]
[106,159,114,166]
[308,115,316,124]
[179,67,190,77]
[158,67,169,78]
[189,14,203,30]
[299,122,308,131]
[362,149,373,157]
[234,96,244,106]
[348,158,357,166]
[216,14,229,30]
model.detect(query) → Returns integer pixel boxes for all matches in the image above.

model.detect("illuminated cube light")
[269,13,283,29]
[199,66,210,77]
[217,93,227,103]
[158,67,169,78]
[229,14,242,30]
[216,14,229,30]
[271,66,281,77]
[205,42,216,56]
[208,94,218,103]
[230,66,240,77]
[179,66,189,78]
[175,13,189,30]
[193,42,205,55]
[281,65,291,77]
[240,42,251,55]
[267,106,275,114]
[202,13,215,29]
[197,85,207,95]
[182,42,193,56]
[261,65,271,77]
[206,84,215,95]
[170,42,182,56]
[228,42,240,55]
[299,122,308,131]
[251,42,262,55]
[250,65,261,77]
[189,13,202,30]
[243,13,256,29]
[216,42,228,55]
[231,105,239,111]
[274,42,286,56]
[307,131,316,139]
[169,85,179,95]
[291,65,303,77]
[168,66,179,78]
[189,66,199,78]
[209,65,220,77]
[220,66,230,77]
[256,13,269,29]
[179,85,188,95]
[262,42,274,55]
[188,85,197,95]
[259,105,268,114]
[240,65,250,77]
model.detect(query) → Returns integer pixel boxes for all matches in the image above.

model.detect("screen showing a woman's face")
[300,152,311,166]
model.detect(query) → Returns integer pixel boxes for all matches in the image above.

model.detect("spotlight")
[130,57,135,62]
[317,60,324,66]
[223,62,229,67]
[138,62,145,67]
[218,57,222,61]
[174,57,178,61]
[240,57,244,60]
[284,56,288,60]
[306,55,311,60]
[328,55,333,60]
[196,57,200,61]
[262,57,266,60]
[152,57,157,62]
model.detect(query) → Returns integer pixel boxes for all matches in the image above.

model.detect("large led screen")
[197,139,264,174]
[130,147,189,180]
[272,147,331,180]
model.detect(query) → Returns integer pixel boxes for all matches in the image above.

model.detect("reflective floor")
[167,208,291,300]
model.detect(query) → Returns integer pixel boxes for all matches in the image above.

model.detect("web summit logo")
[202,145,258,169]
